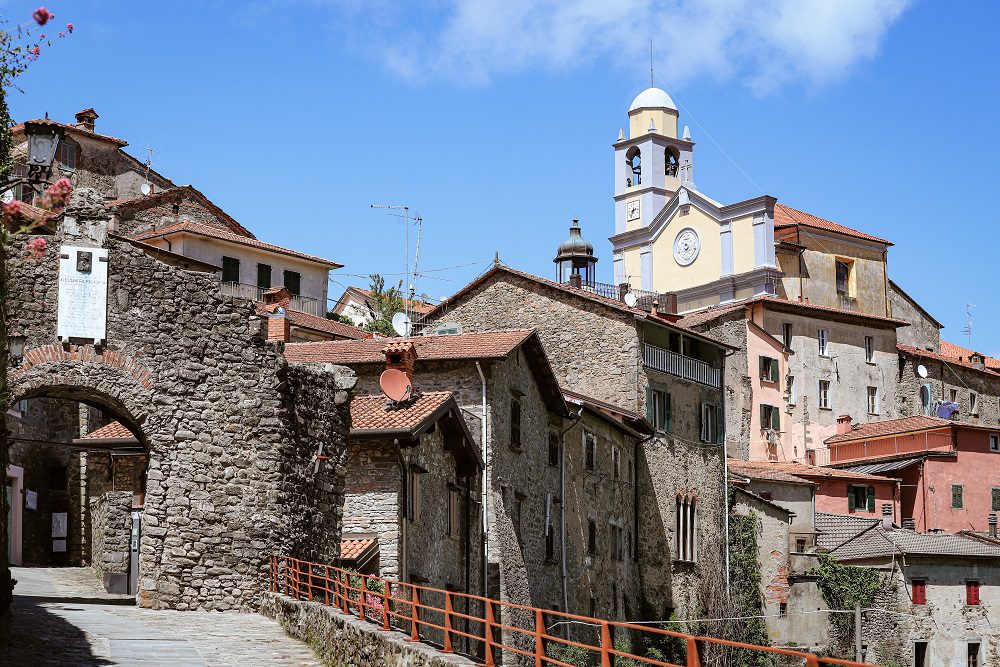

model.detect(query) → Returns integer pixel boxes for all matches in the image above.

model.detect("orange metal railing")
[270,554,880,667]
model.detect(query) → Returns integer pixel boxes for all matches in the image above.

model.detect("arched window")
[626,147,641,186]
[665,148,679,177]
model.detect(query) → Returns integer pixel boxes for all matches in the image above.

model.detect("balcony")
[559,279,667,310]
[220,281,323,316]
[643,343,721,387]
[805,429,955,466]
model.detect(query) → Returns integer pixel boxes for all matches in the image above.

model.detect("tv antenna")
[142,144,158,190]
[650,39,654,88]
[371,203,422,332]
[961,303,975,347]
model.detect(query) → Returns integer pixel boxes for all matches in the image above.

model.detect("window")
[626,146,642,186]
[407,467,423,522]
[665,147,679,177]
[589,596,597,618]
[950,388,959,403]
[584,433,597,471]
[865,336,875,363]
[283,270,301,295]
[787,375,796,405]
[512,493,524,542]
[911,579,926,605]
[760,404,780,431]
[867,386,879,415]
[587,518,597,554]
[991,435,1000,452]
[759,355,779,383]
[818,380,831,410]
[700,403,723,444]
[547,433,560,467]
[611,524,624,561]
[795,538,807,553]
[970,392,979,415]
[817,329,829,356]
[778,602,787,618]
[222,256,240,283]
[914,642,928,667]
[849,485,875,513]
[835,260,852,296]
[966,580,980,606]
[257,263,272,290]
[509,399,522,450]
[60,142,77,170]
[448,487,461,538]
[992,487,1000,512]
[545,526,555,562]
[952,484,964,509]
[612,445,621,479]
[969,642,981,667]
[782,322,793,349]
[646,387,673,432]
[920,384,933,417]
[675,496,698,562]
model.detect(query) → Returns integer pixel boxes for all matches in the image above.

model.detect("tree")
[1,5,73,620]
[325,310,355,326]
[362,274,405,337]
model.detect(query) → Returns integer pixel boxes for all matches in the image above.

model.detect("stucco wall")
[925,430,1000,533]
[889,282,941,352]
[813,478,898,521]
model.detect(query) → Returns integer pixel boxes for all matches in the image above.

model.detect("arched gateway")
[1,189,354,611]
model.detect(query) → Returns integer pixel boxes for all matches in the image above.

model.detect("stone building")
[2,190,354,614]
[419,261,733,621]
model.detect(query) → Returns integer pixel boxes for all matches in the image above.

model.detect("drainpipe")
[475,361,489,598]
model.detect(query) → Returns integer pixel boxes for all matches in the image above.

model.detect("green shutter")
[698,402,705,442]
[645,387,653,423]
[760,404,767,428]
[867,486,876,512]
[759,356,766,380]
[771,360,779,383]
[772,408,780,432]
[665,393,673,433]
[715,406,724,444]
[848,488,856,512]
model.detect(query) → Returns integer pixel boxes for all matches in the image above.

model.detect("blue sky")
[6,1,999,352]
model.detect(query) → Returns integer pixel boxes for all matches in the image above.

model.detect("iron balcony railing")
[643,343,721,387]
[220,281,323,316]
[270,554,877,667]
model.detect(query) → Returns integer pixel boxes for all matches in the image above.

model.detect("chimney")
[74,108,98,132]
[651,300,658,317]
[382,340,418,388]
[267,308,290,343]
[989,514,998,538]
[970,353,986,370]
[836,414,853,435]
[263,286,292,309]
[569,273,582,288]
[659,292,678,315]
[881,503,893,516]
[901,517,916,531]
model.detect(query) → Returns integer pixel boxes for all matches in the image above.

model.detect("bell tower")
[613,87,696,237]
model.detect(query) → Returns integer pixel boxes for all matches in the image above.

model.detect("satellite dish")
[140,183,151,196]
[623,292,638,308]
[916,364,928,379]
[391,312,411,337]
[419,293,430,302]
[379,368,412,402]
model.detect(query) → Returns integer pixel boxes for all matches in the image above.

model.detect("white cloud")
[326,0,912,91]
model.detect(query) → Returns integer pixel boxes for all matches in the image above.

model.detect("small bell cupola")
[554,219,597,287]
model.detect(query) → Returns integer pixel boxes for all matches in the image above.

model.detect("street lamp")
[8,332,26,363]
[23,119,63,182]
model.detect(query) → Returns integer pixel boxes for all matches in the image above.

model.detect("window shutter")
[867,487,876,512]
[665,393,673,433]
[759,356,765,379]
[771,360,779,383]
[715,406,724,444]
[699,402,705,442]
[645,387,653,422]
[848,489,856,512]
[912,580,926,605]
[760,404,767,428]
[772,408,780,432]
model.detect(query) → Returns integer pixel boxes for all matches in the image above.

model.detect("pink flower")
[41,177,73,211]
[66,23,73,33]
[30,46,40,58]
[2,201,22,226]
[33,7,54,26]
[26,237,47,259]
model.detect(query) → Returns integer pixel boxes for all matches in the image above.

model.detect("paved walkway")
[2,567,322,666]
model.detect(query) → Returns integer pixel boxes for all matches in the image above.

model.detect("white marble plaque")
[57,245,109,343]
[52,512,68,538]
[25,489,37,510]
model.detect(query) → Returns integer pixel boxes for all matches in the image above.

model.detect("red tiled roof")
[729,459,897,483]
[78,421,137,441]
[427,264,733,350]
[12,118,128,147]
[285,329,536,365]
[897,344,1000,378]
[825,415,953,445]
[131,220,342,267]
[677,294,907,329]
[774,204,892,246]
[340,537,377,561]
[351,391,455,433]
[256,302,372,340]
[939,340,1000,371]
[109,185,255,239]
[727,459,814,485]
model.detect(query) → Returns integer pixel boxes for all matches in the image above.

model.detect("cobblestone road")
[1,567,322,666]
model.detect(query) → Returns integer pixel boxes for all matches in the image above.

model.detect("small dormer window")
[171,204,180,215]
[60,143,77,171]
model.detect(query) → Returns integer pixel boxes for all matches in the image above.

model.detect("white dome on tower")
[629,87,676,112]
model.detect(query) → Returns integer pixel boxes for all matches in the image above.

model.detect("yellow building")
[609,88,893,318]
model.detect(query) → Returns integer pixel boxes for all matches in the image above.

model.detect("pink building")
[821,415,1000,533]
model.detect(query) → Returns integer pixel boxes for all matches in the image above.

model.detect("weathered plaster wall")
[924,431,1000,533]
[813,478,898,521]
[889,283,941,352]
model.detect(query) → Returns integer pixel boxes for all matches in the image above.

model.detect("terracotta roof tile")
[774,203,892,246]
[256,302,372,340]
[727,459,814,485]
[727,459,896,483]
[898,343,1000,378]
[12,119,128,147]
[131,220,342,267]
[677,294,907,328]
[350,391,455,434]
[824,415,953,444]
[939,339,1000,371]
[340,537,377,561]
[78,421,137,441]
[285,329,536,365]
[109,185,255,238]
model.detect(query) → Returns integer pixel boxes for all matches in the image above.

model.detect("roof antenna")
[650,39,654,88]
[962,303,975,347]
[371,203,419,335]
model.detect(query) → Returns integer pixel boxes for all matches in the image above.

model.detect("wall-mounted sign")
[52,539,67,553]
[25,490,37,510]
[52,512,68,538]
[57,245,109,344]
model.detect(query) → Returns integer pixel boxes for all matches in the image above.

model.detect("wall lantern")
[23,119,64,180]
[8,333,26,363]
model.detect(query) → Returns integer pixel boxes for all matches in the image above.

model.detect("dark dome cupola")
[554,219,597,287]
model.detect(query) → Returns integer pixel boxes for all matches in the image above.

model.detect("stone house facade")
[2,190,355,614]
[897,344,1000,428]
[418,265,732,621]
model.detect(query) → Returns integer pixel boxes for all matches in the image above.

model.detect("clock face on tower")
[626,199,640,221]
[673,228,701,266]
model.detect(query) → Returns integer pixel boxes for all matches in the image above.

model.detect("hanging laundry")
[936,401,960,418]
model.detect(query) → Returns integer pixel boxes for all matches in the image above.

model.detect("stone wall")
[343,439,402,577]
[889,281,941,353]
[897,350,1000,427]
[3,190,353,611]
[261,593,476,667]
[90,491,132,577]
